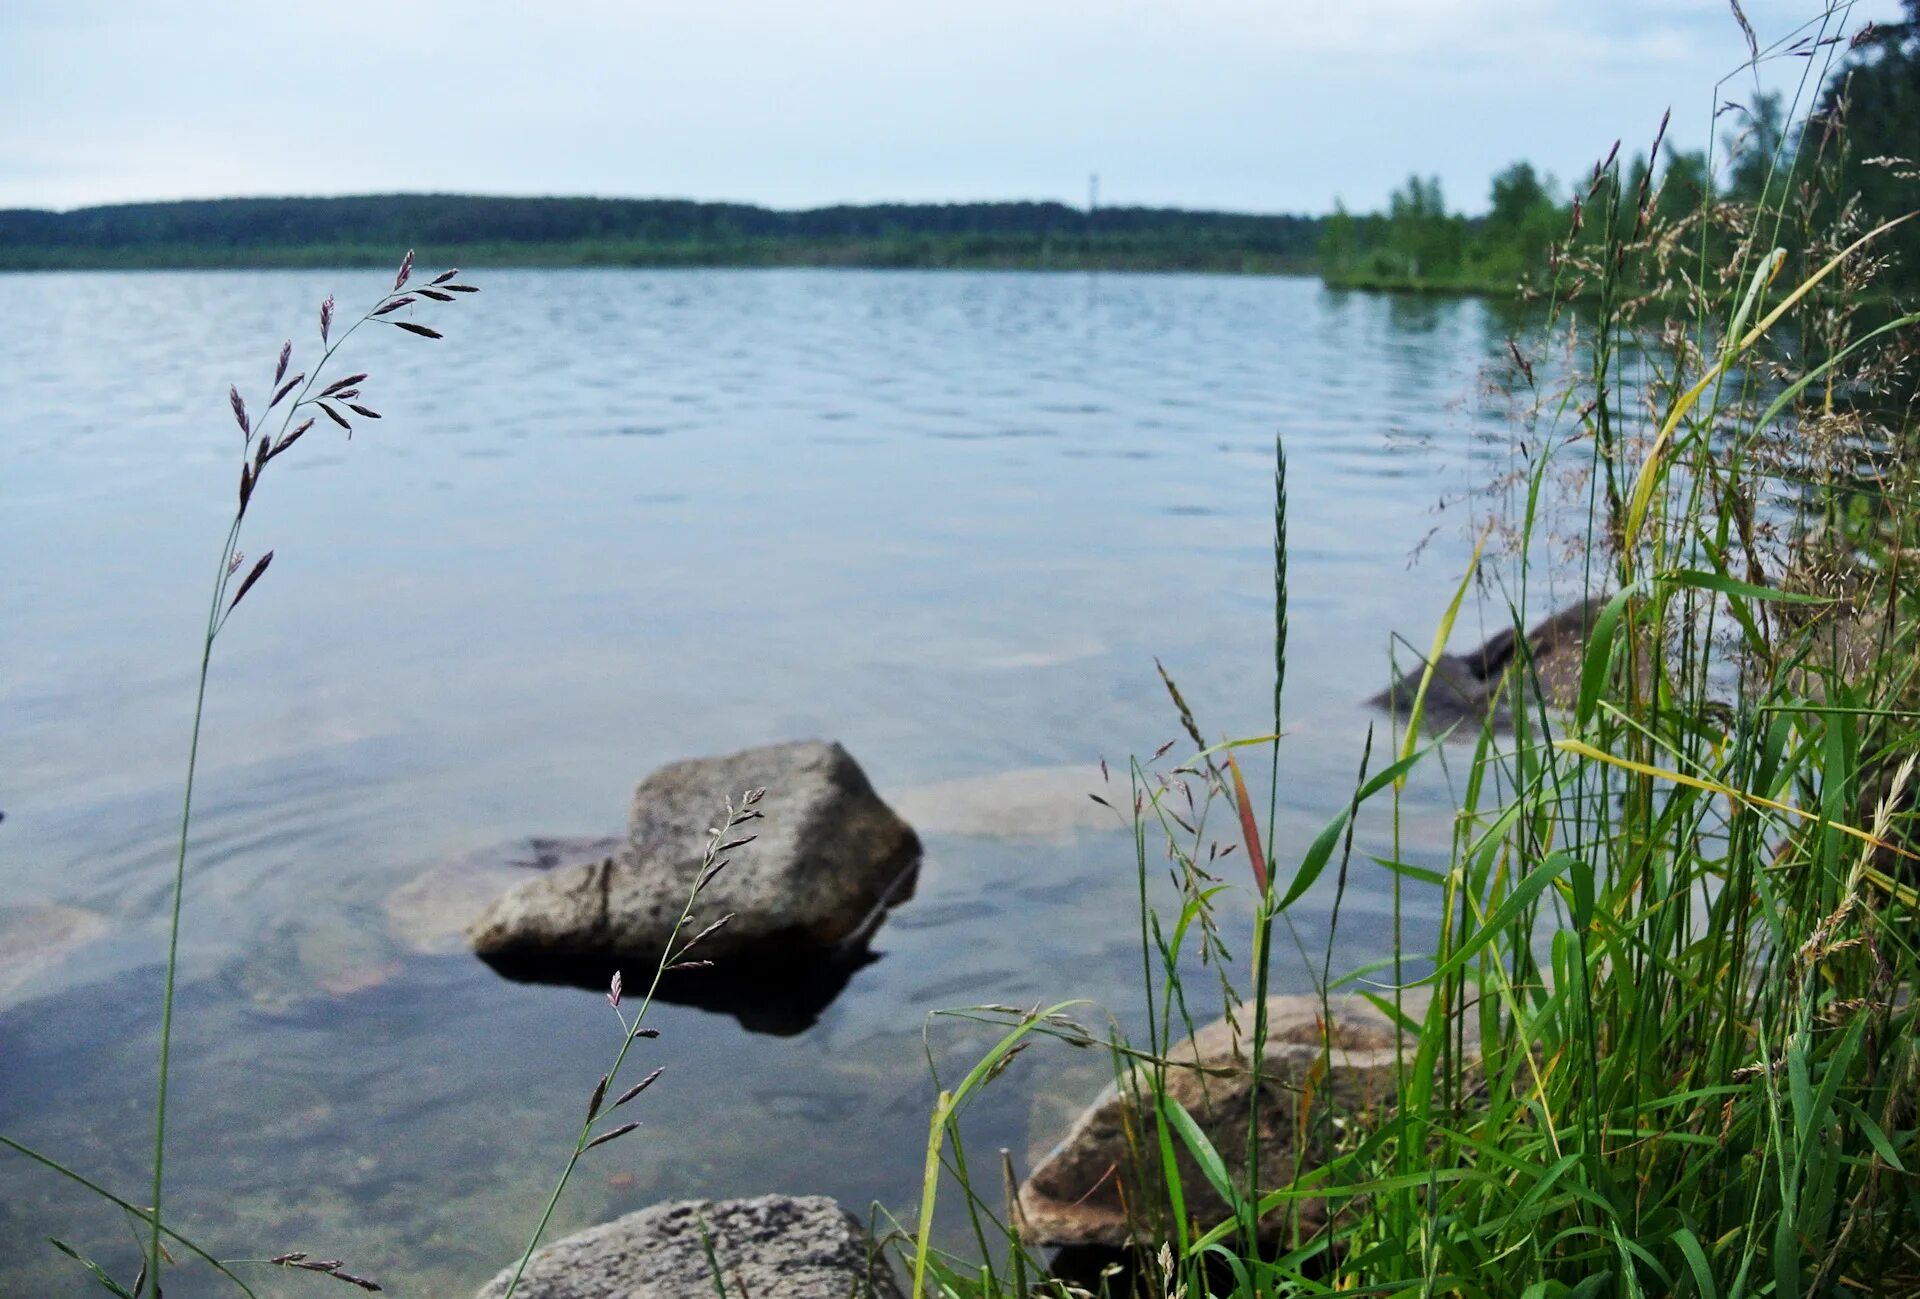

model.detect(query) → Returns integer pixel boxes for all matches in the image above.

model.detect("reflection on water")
[2,268,1522,1295]
[480,947,885,1038]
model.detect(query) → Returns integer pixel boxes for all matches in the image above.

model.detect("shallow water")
[3,268,1539,1295]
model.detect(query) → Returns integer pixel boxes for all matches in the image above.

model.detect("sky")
[0,0,1900,216]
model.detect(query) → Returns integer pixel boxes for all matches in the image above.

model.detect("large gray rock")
[475,1195,901,1299]
[468,742,919,965]
[1018,995,1410,1247]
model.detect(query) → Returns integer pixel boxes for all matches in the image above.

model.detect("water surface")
[1,268,1537,1295]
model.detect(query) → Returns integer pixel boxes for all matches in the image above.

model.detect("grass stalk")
[500,791,764,1299]
[2,253,476,1298]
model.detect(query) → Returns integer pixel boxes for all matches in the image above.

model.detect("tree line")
[1321,4,1920,294]
[0,196,1323,272]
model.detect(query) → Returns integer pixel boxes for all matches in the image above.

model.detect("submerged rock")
[0,903,108,1011]
[468,741,919,967]
[1371,597,1602,729]
[235,915,405,1015]
[473,1194,901,1299]
[384,835,620,955]
[889,764,1116,841]
[1017,995,1411,1247]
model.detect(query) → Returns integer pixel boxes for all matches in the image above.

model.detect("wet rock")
[474,1194,901,1299]
[0,904,108,1011]
[384,836,621,955]
[890,764,1115,841]
[1017,995,1408,1247]
[469,741,919,967]
[1371,597,1602,729]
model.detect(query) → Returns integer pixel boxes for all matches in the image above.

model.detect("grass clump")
[909,9,1920,1298]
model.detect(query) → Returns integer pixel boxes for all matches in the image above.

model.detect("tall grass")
[910,8,1920,1297]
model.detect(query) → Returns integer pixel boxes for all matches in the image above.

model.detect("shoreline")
[0,246,1320,276]
[0,251,1573,302]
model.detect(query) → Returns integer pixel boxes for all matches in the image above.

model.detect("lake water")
[1,268,1550,1296]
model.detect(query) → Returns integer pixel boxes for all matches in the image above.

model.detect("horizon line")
[7,190,1331,220]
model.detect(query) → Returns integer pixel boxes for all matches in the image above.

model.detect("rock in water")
[385,836,621,956]
[0,904,108,1011]
[468,741,919,966]
[1371,597,1603,729]
[889,764,1115,841]
[1017,995,1410,1247]
[473,1195,901,1299]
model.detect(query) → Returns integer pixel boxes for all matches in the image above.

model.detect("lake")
[1,267,1545,1295]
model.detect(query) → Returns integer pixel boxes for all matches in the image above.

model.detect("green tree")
[1656,147,1712,223]
[1384,174,1463,281]
[1819,2,1920,285]
[1724,90,1792,201]
[1487,162,1550,233]
[1482,161,1564,283]
[1321,200,1356,272]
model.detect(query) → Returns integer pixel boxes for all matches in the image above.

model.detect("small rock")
[1018,995,1410,1247]
[469,742,919,966]
[385,836,621,955]
[0,903,108,1011]
[473,1194,901,1299]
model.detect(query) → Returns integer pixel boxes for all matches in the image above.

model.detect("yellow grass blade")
[911,1090,952,1298]
[1553,738,1920,867]
[1623,211,1919,553]
[1622,250,1782,554]
[1396,522,1492,783]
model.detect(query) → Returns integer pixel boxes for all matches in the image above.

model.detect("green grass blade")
[1276,747,1431,911]
[1163,1095,1244,1215]
[46,1240,137,1299]
[1575,583,1640,730]
[1672,1228,1718,1299]
[1421,851,1579,984]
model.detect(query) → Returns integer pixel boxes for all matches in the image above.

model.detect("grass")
[905,10,1920,1297]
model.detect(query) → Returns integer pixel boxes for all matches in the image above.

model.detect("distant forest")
[0,197,1324,273]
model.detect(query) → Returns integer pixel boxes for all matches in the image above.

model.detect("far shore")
[1,242,1321,277]
[0,240,1602,304]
